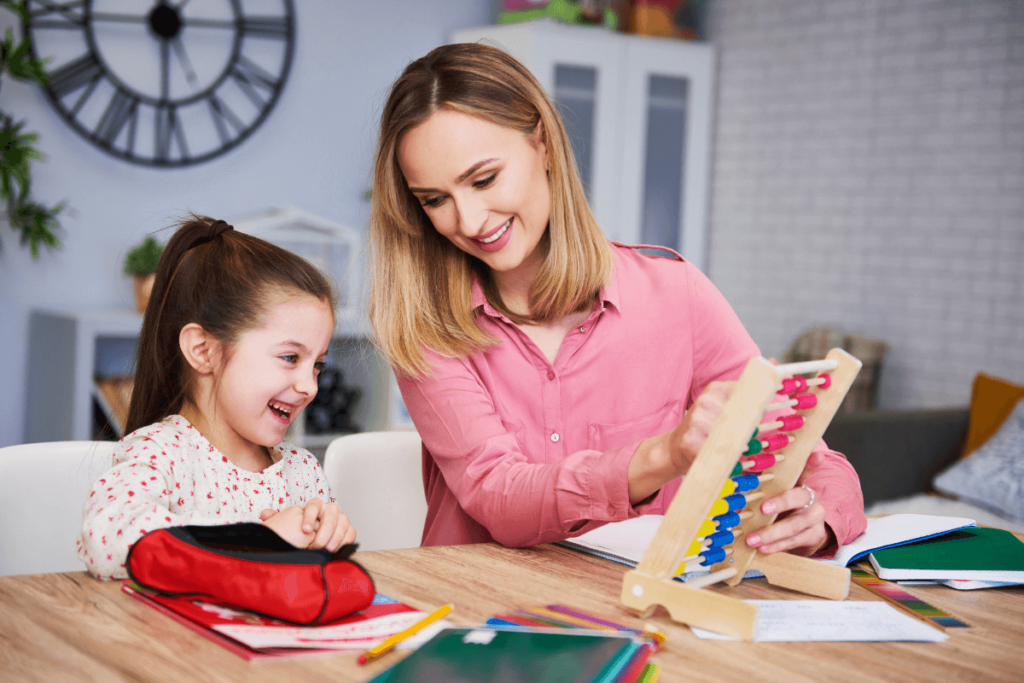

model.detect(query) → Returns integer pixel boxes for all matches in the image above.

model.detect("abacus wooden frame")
[620,348,862,640]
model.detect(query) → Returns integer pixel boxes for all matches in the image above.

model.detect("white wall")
[707,0,1024,408]
[0,1,493,447]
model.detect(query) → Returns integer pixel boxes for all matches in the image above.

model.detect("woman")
[369,43,865,557]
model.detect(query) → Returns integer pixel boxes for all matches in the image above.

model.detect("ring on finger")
[799,484,816,510]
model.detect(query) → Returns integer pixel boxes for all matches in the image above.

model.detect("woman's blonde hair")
[369,43,612,378]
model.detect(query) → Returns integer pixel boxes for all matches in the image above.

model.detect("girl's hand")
[744,486,833,556]
[301,498,358,551]
[259,506,316,548]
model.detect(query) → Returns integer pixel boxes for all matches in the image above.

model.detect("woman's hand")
[744,486,833,556]
[628,381,735,504]
[664,381,735,473]
[260,499,357,552]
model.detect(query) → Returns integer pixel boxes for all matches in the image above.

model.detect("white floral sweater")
[78,415,335,580]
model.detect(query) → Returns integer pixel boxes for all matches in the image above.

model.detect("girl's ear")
[179,323,220,374]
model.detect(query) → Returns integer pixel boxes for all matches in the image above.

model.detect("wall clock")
[24,0,295,167]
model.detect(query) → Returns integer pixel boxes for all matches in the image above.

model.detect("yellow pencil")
[357,603,453,665]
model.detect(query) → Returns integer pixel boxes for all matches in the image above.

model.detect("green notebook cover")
[367,626,641,683]
[869,527,1024,581]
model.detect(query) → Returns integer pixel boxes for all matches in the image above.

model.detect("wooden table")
[2,543,1023,682]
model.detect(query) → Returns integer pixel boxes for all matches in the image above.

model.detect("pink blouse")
[397,244,866,556]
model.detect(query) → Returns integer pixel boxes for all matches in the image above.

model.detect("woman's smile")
[475,218,513,252]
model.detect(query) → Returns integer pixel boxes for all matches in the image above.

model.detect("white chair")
[0,441,116,576]
[323,431,427,551]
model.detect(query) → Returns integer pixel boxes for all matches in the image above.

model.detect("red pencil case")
[125,523,375,625]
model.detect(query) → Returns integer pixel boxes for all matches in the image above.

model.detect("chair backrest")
[323,431,426,552]
[0,441,115,576]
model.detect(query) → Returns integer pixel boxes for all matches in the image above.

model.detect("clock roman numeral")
[95,89,139,153]
[230,55,280,109]
[28,0,86,29]
[50,52,103,99]
[207,95,245,145]
[154,105,189,163]
[240,15,290,39]
[49,52,105,116]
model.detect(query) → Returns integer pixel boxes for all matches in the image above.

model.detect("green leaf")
[9,198,63,258]
[124,237,165,275]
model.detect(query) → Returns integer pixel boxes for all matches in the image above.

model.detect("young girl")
[369,44,866,556]
[79,217,356,580]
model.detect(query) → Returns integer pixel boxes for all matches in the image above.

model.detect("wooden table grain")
[2,543,1023,682]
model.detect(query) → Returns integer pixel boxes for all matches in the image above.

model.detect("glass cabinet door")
[529,29,623,240]
[617,40,713,269]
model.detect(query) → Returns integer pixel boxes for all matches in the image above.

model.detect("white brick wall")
[707,0,1024,408]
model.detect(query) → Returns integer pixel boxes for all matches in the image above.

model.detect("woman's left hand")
[744,486,833,556]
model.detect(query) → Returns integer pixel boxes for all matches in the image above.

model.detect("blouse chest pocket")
[501,419,527,454]
[588,401,683,453]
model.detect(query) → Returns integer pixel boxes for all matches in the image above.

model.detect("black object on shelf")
[306,366,361,434]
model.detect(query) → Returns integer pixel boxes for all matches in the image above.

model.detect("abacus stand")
[620,349,862,640]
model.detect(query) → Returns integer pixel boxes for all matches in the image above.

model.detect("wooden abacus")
[620,348,862,640]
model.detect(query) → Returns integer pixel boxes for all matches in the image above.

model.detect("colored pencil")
[356,603,453,665]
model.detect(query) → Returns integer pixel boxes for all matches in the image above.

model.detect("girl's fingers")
[326,518,356,552]
[302,498,323,534]
[343,523,357,546]
[312,506,341,549]
[259,508,276,521]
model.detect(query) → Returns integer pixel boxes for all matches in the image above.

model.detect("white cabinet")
[24,309,394,452]
[450,21,714,268]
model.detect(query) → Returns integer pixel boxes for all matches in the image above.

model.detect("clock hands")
[170,38,200,92]
[25,0,295,167]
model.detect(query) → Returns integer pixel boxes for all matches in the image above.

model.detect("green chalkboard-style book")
[869,527,1024,581]
[366,626,649,683]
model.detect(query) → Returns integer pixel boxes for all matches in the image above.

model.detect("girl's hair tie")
[186,219,234,251]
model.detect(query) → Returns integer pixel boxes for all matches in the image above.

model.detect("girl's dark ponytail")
[125,216,335,435]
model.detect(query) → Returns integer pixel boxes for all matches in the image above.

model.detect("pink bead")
[781,376,809,394]
[779,414,805,431]
[817,373,832,389]
[762,434,790,452]
[794,394,817,410]
[743,454,777,473]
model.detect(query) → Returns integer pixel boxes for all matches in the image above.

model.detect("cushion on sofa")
[934,397,1024,521]
[963,373,1024,457]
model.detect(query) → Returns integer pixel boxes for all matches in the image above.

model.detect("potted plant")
[124,237,163,314]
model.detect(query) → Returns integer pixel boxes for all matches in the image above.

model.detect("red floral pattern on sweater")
[77,416,335,580]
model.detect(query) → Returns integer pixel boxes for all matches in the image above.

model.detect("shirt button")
[547,370,555,380]
[550,433,560,442]
[579,326,585,333]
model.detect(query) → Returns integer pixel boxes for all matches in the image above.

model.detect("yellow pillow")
[963,373,1024,457]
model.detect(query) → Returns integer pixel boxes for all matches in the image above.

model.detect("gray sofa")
[822,408,969,507]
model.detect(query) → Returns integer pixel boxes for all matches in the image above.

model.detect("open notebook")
[557,513,977,576]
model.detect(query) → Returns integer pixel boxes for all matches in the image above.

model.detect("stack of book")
[367,605,661,682]
[122,583,440,661]
[869,526,1024,590]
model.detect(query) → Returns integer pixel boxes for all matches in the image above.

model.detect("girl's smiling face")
[211,294,334,457]
[398,108,551,289]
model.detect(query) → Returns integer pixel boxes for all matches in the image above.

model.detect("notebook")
[558,513,976,574]
[869,527,1024,581]
[366,626,647,683]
